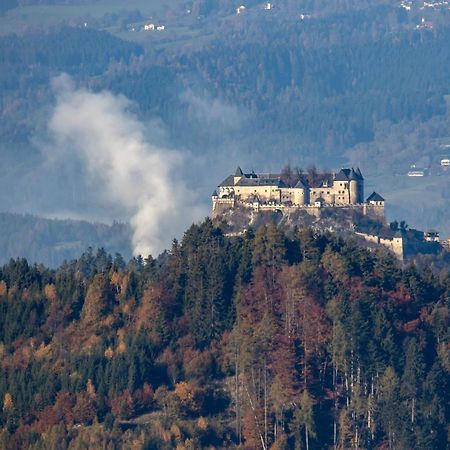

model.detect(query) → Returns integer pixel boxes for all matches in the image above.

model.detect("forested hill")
[0,213,132,267]
[0,219,449,449]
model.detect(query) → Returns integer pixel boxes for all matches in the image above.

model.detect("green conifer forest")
[0,220,448,449]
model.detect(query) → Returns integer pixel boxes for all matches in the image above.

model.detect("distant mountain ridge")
[0,212,132,267]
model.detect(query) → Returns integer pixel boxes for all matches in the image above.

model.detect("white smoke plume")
[46,74,205,257]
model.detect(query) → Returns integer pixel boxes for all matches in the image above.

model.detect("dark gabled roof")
[367,192,384,202]
[235,166,243,177]
[212,190,218,197]
[334,168,352,181]
[218,174,235,187]
[334,167,364,182]
[314,197,325,203]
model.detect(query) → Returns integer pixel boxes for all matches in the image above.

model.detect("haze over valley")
[0,0,450,263]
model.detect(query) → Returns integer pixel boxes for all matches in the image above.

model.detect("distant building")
[408,170,425,177]
[156,25,165,31]
[264,2,272,10]
[400,1,412,10]
[416,18,433,29]
[237,5,246,14]
[212,167,385,218]
[367,191,385,206]
[424,230,440,242]
[441,158,450,166]
[144,23,155,31]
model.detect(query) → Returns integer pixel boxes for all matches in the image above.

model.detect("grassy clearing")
[0,0,184,35]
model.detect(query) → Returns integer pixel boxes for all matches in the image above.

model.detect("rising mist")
[46,74,205,257]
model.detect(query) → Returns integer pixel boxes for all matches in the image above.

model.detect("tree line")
[0,219,448,449]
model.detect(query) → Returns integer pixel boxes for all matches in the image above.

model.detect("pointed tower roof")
[355,167,363,180]
[367,192,384,202]
[235,166,243,177]
[212,190,218,197]
[334,168,351,181]
[349,168,359,181]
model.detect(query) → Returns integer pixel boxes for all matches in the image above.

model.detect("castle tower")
[365,191,385,219]
[349,169,359,204]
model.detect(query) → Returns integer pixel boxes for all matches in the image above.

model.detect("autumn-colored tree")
[73,391,96,425]
[0,280,6,297]
[81,273,114,327]
[134,383,154,414]
[110,389,135,420]
[53,392,75,425]
[3,393,13,412]
[174,381,203,417]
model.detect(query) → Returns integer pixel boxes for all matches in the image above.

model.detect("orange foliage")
[44,284,58,302]
[110,271,122,291]
[0,280,7,297]
[134,286,164,331]
[197,416,208,431]
[117,340,127,354]
[81,274,114,326]
[3,393,13,411]
[104,346,114,359]
[174,381,202,414]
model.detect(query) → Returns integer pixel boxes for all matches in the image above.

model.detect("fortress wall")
[364,204,385,219]
[355,232,404,260]
[380,237,404,260]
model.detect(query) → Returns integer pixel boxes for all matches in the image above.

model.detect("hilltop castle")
[212,167,385,217]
